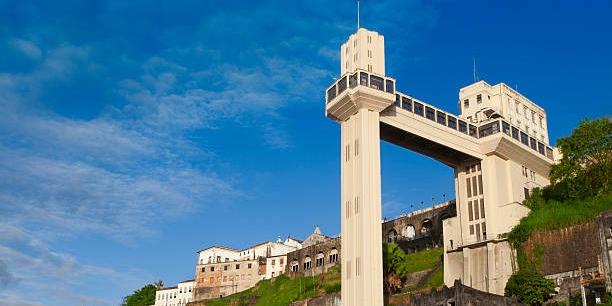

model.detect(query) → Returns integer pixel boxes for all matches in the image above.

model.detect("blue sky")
[0,1,610,305]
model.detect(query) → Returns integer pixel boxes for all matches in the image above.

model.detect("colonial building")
[192,237,302,301]
[285,227,341,277]
[154,279,194,306]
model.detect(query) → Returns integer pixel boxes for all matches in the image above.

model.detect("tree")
[382,243,411,294]
[548,118,612,199]
[153,280,164,289]
[505,270,555,306]
[122,284,157,306]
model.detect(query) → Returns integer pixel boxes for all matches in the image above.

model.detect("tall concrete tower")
[326,28,394,306]
[325,28,559,301]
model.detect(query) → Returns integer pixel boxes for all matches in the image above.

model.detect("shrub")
[505,270,555,306]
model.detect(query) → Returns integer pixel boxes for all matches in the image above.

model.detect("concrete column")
[341,108,384,306]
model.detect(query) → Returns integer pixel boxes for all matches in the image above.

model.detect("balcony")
[325,70,396,122]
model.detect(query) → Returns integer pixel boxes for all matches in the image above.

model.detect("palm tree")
[154,280,164,289]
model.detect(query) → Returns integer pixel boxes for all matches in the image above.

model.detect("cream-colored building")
[154,280,194,306]
[325,27,559,304]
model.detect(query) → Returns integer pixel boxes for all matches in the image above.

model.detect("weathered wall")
[386,279,523,306]
[523,221,600,276]
[290,293,341,306]
[382,201,456,253]
[285,238,341,277]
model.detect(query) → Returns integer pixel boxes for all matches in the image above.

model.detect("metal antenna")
[357,0,360,30]
[473,57,477,82]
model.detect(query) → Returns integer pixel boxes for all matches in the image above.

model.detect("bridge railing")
[393,93,554,161]
[326,72,554,160]
[326,69,395,104]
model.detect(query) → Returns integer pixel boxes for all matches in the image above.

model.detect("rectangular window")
[502,121,511,135]
[458,120,468,134]
[236,264,240,269]
[349,73,358,88]
[478,121,500,137]
[512,126,519,140]
[469,125,478,138]
[337,76,347,95]
[394,94,400,107]
[469,224,474,235]
[359,72,368,86]
[472,176,478,196]
[447,116,457,129]
[476,94,482,104]
[476,223,481,241]
[436,111,446,125]
[482,222,487,239]
[464,99,469,108]
[480,198,485,218]
[466,178,472,197]
[520,132,529,145]
[201,267,205,272]
[211,266,215,272]
[370,75,384,91]
[401,96,412,112]
[468,201,473,221]
[530,137,537,151]
[224,265,228,271]
[473,200,479,219]
[538,142,545,155]
[425,106,435,121]
[413,102,424,116]
[385,79,394,94]
[326,85,336,104]
[524,187,530,200]
[248,263,252,269]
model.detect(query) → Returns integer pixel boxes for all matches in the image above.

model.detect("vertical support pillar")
[341,108,384,306]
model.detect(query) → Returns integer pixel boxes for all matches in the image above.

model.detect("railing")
[326,73,554,161]
[392,92,554,160]
[326,70,395,104]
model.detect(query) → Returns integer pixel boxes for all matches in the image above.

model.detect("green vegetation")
[504,270,555,306]
[205,264,341,306]
[505,118,612,305]
[121,284,156,306]
[383,244,444,293]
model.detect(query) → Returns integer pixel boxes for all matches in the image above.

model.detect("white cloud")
[9,38,42,61]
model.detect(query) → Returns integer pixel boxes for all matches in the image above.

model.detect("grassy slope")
[509,194,612,247]
[205,265,340,306]
[402,247,444,273]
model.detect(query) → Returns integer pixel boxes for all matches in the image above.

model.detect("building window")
[464,99,469,108]
[476,94,482,104]
[224,265,228,271]
[248,263,252,269]
[316,252,324,267]
[524,187,530,200]
[304,256,312,270]
[413,102,424,116]
[272,259,276,265]
[425,106,435,121]
[236,264,240,269]
[210,266,215,272]
[329,249,339,263]
[280,258,284,265]
[201,267,205,272]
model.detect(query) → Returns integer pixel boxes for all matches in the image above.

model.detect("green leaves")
[505,270,555,306]
[122,284,156,306]
[549,118,612,199]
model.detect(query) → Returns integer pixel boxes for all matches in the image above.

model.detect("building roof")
[178,279,195,283]
[158,286,178,291]
[196,245,240,253]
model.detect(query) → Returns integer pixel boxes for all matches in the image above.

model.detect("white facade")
[154,280,194,306]
[265,255,287,279]
[197,247,240,265]
[325,27,559,303]
[341,28,385,76]
[459,81,549,144]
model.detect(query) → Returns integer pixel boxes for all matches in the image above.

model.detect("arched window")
[387,229,397,243]
[329,248,339,263]
[403,225,416,240]
[421,219,432,235]
[304,256,312,270]
[316,252,325,267]
[291,259,299,272]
